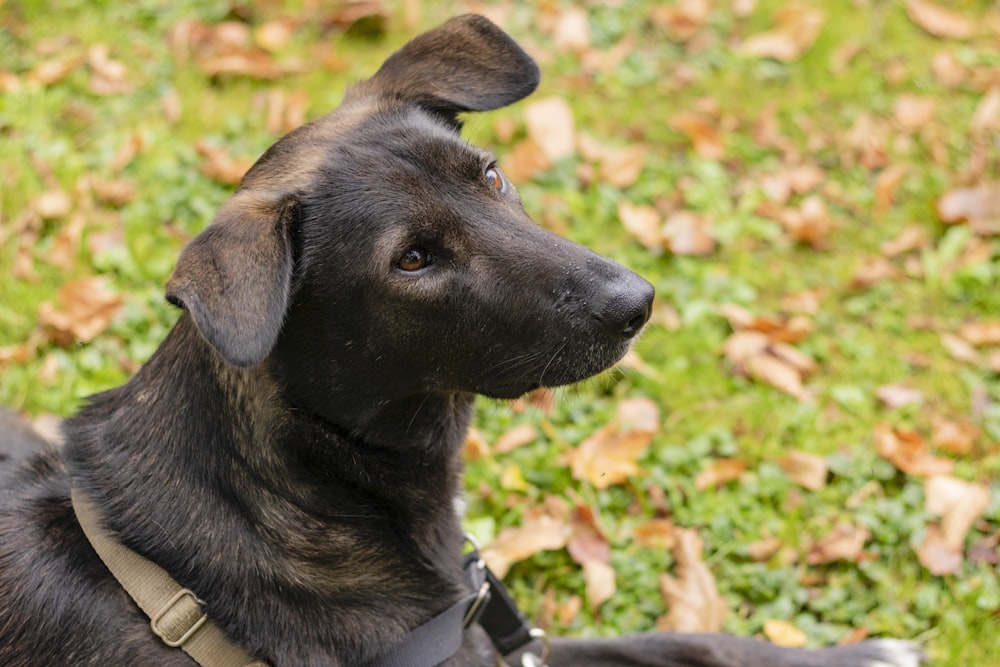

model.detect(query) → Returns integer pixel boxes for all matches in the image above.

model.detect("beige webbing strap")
[71,490,267,667]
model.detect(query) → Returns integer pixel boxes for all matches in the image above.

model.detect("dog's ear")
[165,192,296,367]
[362,14,540,124]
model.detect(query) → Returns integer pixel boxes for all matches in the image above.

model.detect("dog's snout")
[601,277,654,339]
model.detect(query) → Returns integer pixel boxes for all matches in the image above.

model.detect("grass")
[2,1,999,664]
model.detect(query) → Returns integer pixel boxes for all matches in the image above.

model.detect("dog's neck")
[64,314,474,661]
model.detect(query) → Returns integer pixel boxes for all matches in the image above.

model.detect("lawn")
[1,1,998,664]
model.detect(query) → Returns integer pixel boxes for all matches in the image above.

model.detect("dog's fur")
[0,15,922,667]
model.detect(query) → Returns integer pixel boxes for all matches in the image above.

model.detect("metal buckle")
[150,588,208,647]
[494,628,552,667]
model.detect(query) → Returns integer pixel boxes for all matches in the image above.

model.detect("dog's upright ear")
[165,191,296,368]
[359,14,540,124]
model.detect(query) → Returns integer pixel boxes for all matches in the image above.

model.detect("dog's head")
[166,15,653,410]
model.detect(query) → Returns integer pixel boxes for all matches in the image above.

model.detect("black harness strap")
[365,550,538,667]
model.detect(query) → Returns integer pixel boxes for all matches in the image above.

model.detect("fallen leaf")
[893,94,936,130]
[651,0,713,43]
[195,140,254,185]
[494,424,538,454]
[463,428,490,460]
[32,190,72,220]
[501,139,550,183]
[663,211,715,256]
[972,87,1000,131]
[959,320,1000,346]
[764,619,808,648]
[695,458,748,491]
[254,20,295,52]
[780,289,822,315]
[658,528,726,633]
[937,184,1000,225]
[745,353,808,401]
[597,144,646,188]
[930,415,976,455]
[566,398,660,489]
[880,225,928,258]
[500,464,530,492]
[552,7,590,53]
[940,332,981,364]
[618,202,662,250]
[876,384,925,410]
[582,560,616,612]
[738,5,825,62]
[632,518,677,550]
[874,423,954,477]
[850,256,898,288]
[925,475,991,550]
[482,514,571,579]
[916,524,963,575]
[27,55,84,87]
[906,1,976,40]
[524,97,576,163]
[807,523,870,564]
[37,276,124,345]
[874,165,909,216]
[746,535,783,562]
[670,111,724,159]
[777,450,828,491]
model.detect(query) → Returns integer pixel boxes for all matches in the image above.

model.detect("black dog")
[0,15,922,667]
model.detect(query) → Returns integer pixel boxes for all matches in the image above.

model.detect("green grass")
[2,1,999,664]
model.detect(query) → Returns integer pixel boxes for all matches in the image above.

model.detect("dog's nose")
[601,277,654,339]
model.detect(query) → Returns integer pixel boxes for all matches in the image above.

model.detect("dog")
[0,14,923,667]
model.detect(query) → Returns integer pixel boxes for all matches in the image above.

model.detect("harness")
[71,490,550,667]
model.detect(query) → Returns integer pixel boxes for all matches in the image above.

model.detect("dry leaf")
[494,424,538,454]
[738,5,825,62]
[876,384,925,410]
[940,332,981,364]
[254,20,295,52]
[597,144,646,188]
[463,427,490,461]
[937,184,1000,225]
[566,398,660,489]
[777,450,828,491]
[807,523,870,564]
[670,111,724,159]
[618,202,662,250]
[482,514,571,579]
[658,528,726,632]
[500,464,530,492]
[651,0,713,43]
[747,535,783,562]
[582,560,616,612]
[906,1,976,40]
[850,257,898,288]
[764,619,808,648]
[195,141,254,185]
[959,320,1000,346]
[524,97,576,163]
[632,519,677,550]
[972,87,1000,131]
[880,225,928,258]
[930,416,976,455]
[874,165,909,216]
[32,190,72,220]
[916,524,963,575]
[780,289,822,315]
[893,94,936,130]
[37,276,123,345]
[874,423,954,477]
[663,211,715,256]
[925,475,991,551]
[27,56,83,87]
[695,458,748,491]
[745,353,808,401]
[501,139,551,183]
[552,7,590,53]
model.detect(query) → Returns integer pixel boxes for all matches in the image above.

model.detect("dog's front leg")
[506,633,922,667]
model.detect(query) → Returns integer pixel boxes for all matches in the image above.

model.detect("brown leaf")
[874,165,909,216]
[552,7,591,53]
[32,190,72,220]
[198,49,308,79]
[874,423,954,477]
[463,428,490,461]
[663,211,715,256]
[567,506,610,566]
[780,289,822,315]
[695,458,748,491]
[893,94,936,130]
[37,276,123,345]
[850,256,898,288]
[501,139,551,183]
[807,523,870,564]
[651,0,712,43]
[930,415,976,455]
[27,55,84,86]
[482,514,571,579]
[524,97,576,163]
[494,424,538,454]
[940,332,981,364]
[972,87,1000,131]
[925,475,991,551]
[658,528,726,632]
[738,5,824,62]
[597,144,646,188]
[90,178,136,207]
[195,140,254,185]
[745,353,809,401]
[632,519,678,550]
[880,225,928,258]
[916,524,963,575]
[670,111,724,159]
[566,398,660,489]
[763,619,808,648]
[906,1,976,40]
[746,535,783,562]
[876,384,925,410]
[937,184,1000,225]
[618,202,662,250]
[582,560,616,612]
[254,20,295,52]
[722,330,770,364]
[777,450,828,491]
[47,213,86,271]
[959,320,1000,346]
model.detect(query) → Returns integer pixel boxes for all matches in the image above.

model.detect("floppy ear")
[165,191,296,368]
[362,14,540,123]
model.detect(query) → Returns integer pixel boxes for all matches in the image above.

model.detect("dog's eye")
[484,166,507,193]
[398,248,432,272]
